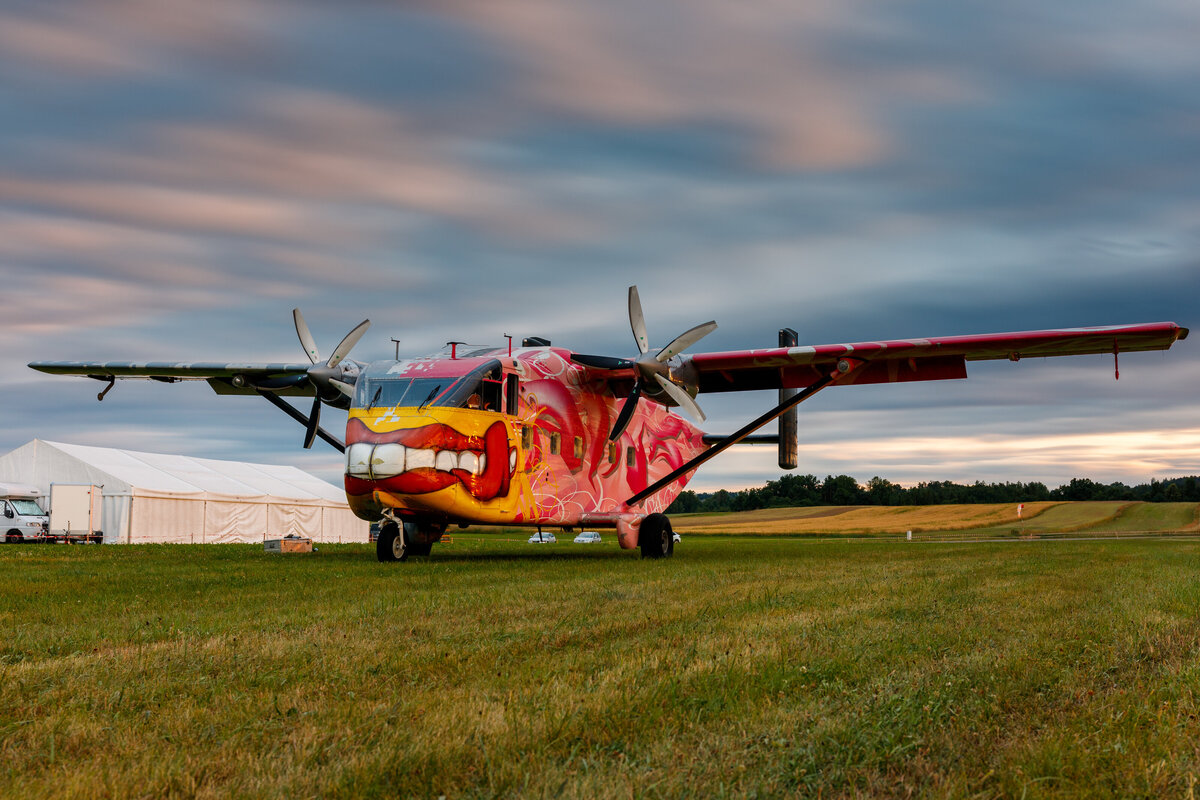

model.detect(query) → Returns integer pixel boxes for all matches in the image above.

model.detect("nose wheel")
[376,521,436,562]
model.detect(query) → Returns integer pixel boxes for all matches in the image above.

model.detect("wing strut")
[625,358,866,507]
[257,391,346,453]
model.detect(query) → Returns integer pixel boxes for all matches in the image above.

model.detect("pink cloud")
[430,0,955,169]
[0,1,273,79]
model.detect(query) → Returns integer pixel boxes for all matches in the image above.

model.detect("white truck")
[48,484,104,544]
[1,482,50,543]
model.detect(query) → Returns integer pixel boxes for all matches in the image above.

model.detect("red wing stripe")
[688,322,1187,372]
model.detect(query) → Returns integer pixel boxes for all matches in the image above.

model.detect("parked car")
[573,531,602,544]
[673,532,681,543]
[1,483,49,543]
[527,531,557,544]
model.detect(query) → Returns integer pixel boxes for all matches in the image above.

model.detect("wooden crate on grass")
[264,537,312,554]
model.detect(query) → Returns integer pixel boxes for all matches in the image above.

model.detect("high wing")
[27,361,317,396]
[683,322,1189,393]
[622,320,1189,506]
[29,311,371,452]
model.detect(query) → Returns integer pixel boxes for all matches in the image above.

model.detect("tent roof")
[23,441,346,502]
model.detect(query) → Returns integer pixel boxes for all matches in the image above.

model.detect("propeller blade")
[293,308,321,365]
[656,320,717,362]
[303,395,321,449]
[327,319,371,368]
[609,379,642,441]
[329,379,355,399]
[652,373,706,422]
[570,353,636,370]
[628,286,649,355]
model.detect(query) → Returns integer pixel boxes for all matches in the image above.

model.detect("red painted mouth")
[344,417,513,502]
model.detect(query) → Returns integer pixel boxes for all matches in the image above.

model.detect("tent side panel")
[100,495,132,544]
[320,506,369,543]
[267,503,322,540]
[204,500,268,543]
[129,496,204,543]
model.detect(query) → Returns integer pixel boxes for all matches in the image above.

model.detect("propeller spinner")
[572,286,716,440]
[293,309,370,448]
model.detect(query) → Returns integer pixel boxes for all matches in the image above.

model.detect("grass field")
[3,529,1200,798]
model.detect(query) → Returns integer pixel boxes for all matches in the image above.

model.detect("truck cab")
[1,483,49,543]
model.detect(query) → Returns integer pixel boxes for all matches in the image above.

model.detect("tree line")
[666,474,1200,514]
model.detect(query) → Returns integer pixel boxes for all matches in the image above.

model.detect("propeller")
[293,309,371,448]
[571,286,716,440]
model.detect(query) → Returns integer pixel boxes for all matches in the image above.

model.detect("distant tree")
[866,476,900,506]
[821,475,864,505]
[1055,478,1102,501]
[667,490,701,514]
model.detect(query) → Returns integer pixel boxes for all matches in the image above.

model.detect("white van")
[1,482,49,543]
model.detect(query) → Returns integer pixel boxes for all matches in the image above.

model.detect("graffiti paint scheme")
[344,348,706,546]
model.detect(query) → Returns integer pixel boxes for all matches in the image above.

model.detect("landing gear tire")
[376,522,436,562]
[639,514,674,559]
[376,521,407,562]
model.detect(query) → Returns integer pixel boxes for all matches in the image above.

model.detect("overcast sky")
[2,0,1197,492]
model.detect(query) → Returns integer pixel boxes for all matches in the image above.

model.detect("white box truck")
[48,484,104,544]
[1,481,50,543]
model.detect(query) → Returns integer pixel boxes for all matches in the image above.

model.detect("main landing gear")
[376,520,438,562]
[638,513,674,559]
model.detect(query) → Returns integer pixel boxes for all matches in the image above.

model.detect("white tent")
[0,440,367,544]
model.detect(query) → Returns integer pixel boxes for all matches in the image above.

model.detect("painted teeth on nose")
[458,451,479,475]
[346,443,372,477]
[371,443,406,479]
[509,448,516,473]
[478,453,487,475]
[435,450,457,472]
[407,448,435,471]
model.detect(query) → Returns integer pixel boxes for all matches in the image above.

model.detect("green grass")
[3,537,1200,798]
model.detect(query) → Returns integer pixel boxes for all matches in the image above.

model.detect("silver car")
[573,531,602,544]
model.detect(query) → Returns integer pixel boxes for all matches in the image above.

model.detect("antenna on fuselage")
[390,338,401,360]
[446,341,465,359]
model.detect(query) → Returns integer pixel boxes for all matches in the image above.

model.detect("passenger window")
[626,446,636,467]
[521,425,532,450]
[607,443,617,464]
[550,432,561,456]
[505,374,519,416]
[574,437,584,460]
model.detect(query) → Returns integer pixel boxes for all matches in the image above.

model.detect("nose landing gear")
[375,520,438,562]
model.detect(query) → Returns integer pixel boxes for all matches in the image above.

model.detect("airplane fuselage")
[342,346,706,548]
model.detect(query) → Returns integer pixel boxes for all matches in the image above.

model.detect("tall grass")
[2,536,1199,798]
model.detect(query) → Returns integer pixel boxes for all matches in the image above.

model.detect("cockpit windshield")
[353,359,505,412]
